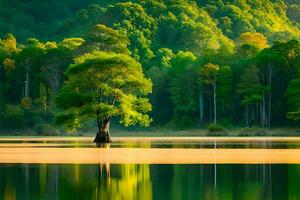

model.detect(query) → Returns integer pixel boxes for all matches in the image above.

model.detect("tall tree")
[217,65,233,117]
[200,63,219,124]
[56,51,152,143]
[18,39,45,95]
[168,51,198,127]
[287,78,300,122]
[237,66,264,127]
[78,24,129,55]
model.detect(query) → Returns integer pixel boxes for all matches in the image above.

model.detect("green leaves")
[204,0,300,41]
[287,79,300,113]
[56,25,152,130]
[235,32,269,50]
[200,63,219,86]
[92,103,118,119]
[59,38,85,50]
[119,94,152,127]
[288,109,300,121]
[1,33,17,55]
[84,24,130,54]
[68,51,152,95]
[56,89,93,109]
[168,51,199,124]
[237,66,264,105]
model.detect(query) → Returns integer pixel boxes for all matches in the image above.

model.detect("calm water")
[1,137,300,200]
[1,164,300,200]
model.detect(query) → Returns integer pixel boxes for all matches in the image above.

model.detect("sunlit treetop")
[200,63,220,86]
[82,24,130,54]
[59,38,85,50]
[236,32,269,50]
[0,33,18,55]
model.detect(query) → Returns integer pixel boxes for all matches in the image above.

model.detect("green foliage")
[81,24,130,54]
[207,123,227,136]
[156,48,174,68]
[287,79,300,111]
[200,63,219,86]
[237,66,263,106]
[0,32,80,133]
[287,78,300,122]
[34,123,57,135]
[169,51,199,126]
[59,38,85,50]
[0,0,300,133]
[0,105,25,130]
[202,0,300,41]
[56,45,152,130]
[288,110,300,122]
[235,32,269,50]
[217,65,233,114]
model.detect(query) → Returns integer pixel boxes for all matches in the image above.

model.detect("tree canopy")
[0,0,300,134]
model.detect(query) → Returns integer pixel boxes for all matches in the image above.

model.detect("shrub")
[207,123,227,136]
[0,105,25,130]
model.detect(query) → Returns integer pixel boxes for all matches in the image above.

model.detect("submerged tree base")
[94,132,111,144]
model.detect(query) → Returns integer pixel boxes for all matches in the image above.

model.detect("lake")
[1,137,300,200]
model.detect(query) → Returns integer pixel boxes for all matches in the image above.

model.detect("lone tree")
[56,51,152,143]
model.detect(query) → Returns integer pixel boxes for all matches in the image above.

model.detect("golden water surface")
[0,137,300,164]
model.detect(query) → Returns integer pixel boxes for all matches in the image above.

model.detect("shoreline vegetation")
[1,127,300,137]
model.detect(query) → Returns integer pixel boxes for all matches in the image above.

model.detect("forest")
[0,0,300,134]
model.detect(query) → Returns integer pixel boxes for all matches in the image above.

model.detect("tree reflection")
[97,164,152,199]
[3,183,16,200]
[0,164,300,199]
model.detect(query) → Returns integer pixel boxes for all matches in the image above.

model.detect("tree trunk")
[245,105,249,127]
[256,102,259,125]
[268,65,272,128]
[25,69,30,97]
[260,100,262,126]
[199,91,204,122]
[213,82,217,124]
[209,93,212,121]
[262,91,266,127]
[94,118,111,144]
[24,59,30,98]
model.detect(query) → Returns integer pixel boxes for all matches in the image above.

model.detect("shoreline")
[1,127,300,137]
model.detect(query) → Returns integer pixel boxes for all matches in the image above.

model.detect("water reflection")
[1,164,300,200]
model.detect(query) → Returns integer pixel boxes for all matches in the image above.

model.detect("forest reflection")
[1,163,300,200]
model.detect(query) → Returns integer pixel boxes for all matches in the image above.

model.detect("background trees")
[200,63,219,124]
[169,51,198,127]
[0,0,300,133]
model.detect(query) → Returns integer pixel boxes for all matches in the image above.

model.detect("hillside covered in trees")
[0,0,300,134]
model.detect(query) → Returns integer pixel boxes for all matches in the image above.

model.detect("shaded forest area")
[0,0,300,134]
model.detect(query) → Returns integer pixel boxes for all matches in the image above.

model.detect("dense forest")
[0,0,300,134]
